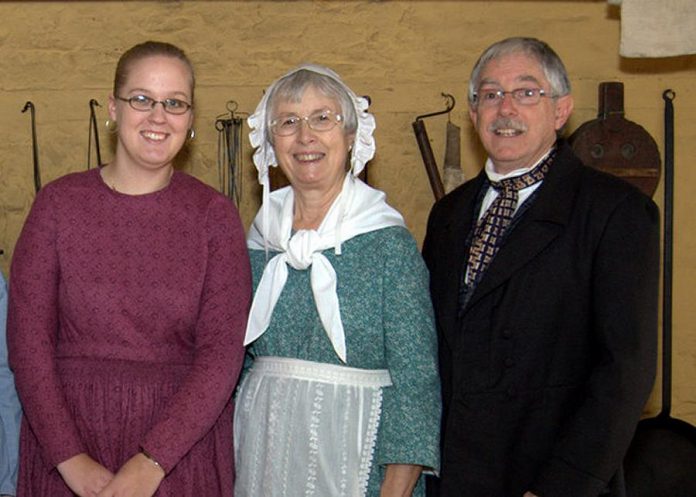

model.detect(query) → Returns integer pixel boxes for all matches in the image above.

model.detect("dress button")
[502,328,512,339]
[507,386,517,397]
[504,357,514,368]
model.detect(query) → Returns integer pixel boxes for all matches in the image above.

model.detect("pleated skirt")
[17,357,234,497]
[234,356,392,497]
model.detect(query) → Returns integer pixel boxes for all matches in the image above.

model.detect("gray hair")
[264,69,358,144]
[468,37,571,106]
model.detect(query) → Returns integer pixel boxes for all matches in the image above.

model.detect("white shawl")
[245,174,405,362]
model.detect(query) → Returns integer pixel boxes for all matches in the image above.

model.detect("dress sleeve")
[140,197,251,473]
[1,273,22,495]
[374,229,441,472]
[7,186,88,467]
[533,191,660,497]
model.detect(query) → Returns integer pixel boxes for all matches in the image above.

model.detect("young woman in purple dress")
[7,41,251,497]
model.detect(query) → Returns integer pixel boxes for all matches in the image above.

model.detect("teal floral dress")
[243,226,441,496]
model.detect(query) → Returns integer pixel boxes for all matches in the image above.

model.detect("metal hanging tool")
[412,93,456,201]
[568,82,661,197]
[624,89,696,497]
[215,101,246,206]
[443,111,464,193]
[21,101,41,193]
[88,99,103,169]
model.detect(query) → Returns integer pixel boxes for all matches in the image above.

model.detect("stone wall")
[1,0,695,423]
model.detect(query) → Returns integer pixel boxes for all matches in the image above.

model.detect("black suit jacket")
[422,142,659,497]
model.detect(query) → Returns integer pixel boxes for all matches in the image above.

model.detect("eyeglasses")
[269,110,343,136]
[473,87,551,108]
[116,95,192,115]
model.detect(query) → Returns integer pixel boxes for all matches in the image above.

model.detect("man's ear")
[554,94,574,131]
[469,106,479,129]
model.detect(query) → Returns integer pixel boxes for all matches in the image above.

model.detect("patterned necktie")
[465,150,554,288]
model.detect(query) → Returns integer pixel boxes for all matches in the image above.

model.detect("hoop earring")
[105,119,117,132]
[188,128,195,140]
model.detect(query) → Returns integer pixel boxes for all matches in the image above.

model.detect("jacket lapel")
[437,175,485,333]
[464,143,583,311]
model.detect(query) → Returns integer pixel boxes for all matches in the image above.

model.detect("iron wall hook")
[88,99,103,168]
[415,93,456,121]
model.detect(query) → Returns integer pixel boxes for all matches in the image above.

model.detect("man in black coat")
[423,37,659,497]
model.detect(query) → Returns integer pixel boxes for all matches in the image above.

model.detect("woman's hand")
[96,452,165,497]
[56,453,114,497]
[380,464,422,497]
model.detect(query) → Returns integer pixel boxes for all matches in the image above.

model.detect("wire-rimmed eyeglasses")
[116,95,192,115]
[270,109,344,136]
[473,87,552,108]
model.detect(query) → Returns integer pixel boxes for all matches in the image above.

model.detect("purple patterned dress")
[7,169,251,496]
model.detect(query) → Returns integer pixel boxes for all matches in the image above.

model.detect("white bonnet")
[247,63,376,189]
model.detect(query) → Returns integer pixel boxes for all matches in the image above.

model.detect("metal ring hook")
[216,100,242,130]
[226,100,239,114]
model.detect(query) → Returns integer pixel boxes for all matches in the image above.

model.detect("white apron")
[234,357,392,497]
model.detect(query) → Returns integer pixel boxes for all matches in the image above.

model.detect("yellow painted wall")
[1,1,695,423]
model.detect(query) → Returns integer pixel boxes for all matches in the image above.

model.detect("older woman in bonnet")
[234,63,440,497]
